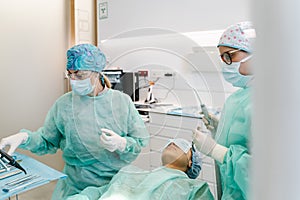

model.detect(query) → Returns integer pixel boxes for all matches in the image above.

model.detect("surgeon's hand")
[192,128,228,163]
[0,132,29,155]
[100,129,127,152]
[202,113,219,137]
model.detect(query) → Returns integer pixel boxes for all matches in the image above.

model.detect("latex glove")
[201,113,219,137]
[0,132,29,155]
[100,129,126,152]
[192,128,228,163]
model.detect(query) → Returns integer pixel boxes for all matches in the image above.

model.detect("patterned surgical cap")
[217,21,256,53]
[66,44,106,72]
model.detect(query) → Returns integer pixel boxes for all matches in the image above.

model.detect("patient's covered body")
[68,165,214,200]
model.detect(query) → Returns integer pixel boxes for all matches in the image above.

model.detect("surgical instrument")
[0,149,27,174]
[4,174,40,187]
[0,158,10,171]
[201,104,213,127]
[2,178,46,193]
[0,170,22,180]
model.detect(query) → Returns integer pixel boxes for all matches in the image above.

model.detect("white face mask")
[221,55,253,88]
[70,78,95,96]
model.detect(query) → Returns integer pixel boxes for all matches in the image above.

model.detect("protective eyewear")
[66,70,93,80]
[220,49,240,65]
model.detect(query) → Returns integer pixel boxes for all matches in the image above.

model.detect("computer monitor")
[102,69,139,101]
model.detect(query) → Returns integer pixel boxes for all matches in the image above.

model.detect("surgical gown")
[67,165,214,200]
[215,87,252,200]
[19,89,149,199]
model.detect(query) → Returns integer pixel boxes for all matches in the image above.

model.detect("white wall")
[100,34,235,108]
[97,0,251,41]
[96,0,251,109]
[0,1,70,170]
[74,0,97,44]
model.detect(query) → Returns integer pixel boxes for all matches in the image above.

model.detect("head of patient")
[161,138,202,179]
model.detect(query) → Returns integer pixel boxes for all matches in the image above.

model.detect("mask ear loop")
[240,55,253,63]
[99,73,105,86]
[187,142,196,168]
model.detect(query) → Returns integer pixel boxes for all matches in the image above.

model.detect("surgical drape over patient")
[67,165,214,200]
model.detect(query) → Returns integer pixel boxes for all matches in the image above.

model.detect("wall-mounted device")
[102,69,139,101]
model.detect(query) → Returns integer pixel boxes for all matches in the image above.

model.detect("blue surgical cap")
[186,144,202,179]
[66,44,106,72]
[165,138,192,154]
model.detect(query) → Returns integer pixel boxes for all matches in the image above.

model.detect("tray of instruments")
[0,152,66,200]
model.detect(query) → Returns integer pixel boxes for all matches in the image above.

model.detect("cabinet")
[132,110,218,199]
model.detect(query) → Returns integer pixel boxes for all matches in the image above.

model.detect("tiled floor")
[7,181,57,200]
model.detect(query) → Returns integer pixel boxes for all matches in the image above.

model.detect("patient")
[67,138,214,200]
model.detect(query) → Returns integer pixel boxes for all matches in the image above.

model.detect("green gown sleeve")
[66,185,107,200]
[19,101,62,155]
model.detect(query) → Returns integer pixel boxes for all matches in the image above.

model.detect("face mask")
[221,55,254,88]
[70,78,95,96]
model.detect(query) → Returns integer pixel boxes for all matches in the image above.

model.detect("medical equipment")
[2,174,44,193]
[103,69,140,101]
[2,178,46,193]
[144,81,157,104]
[0,149,26,174]
[0,152,66,200]
[201,104,211,126]
[0,170,22,180]
[3,174,40,187]
[192,88,216,135]
[0,159,9,172]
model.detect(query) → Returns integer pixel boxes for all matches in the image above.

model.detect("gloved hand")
[192,128,228,163]
[0,132,29,155]
[201,113,219,137]
[100,128,127,152]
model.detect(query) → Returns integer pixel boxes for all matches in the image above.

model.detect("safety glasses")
[66,70,93,80]
[220,49,240,65]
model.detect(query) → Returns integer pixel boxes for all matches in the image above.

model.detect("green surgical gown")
[67,165,214,200]
[19,89,149,199]
[215,87,252,200]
